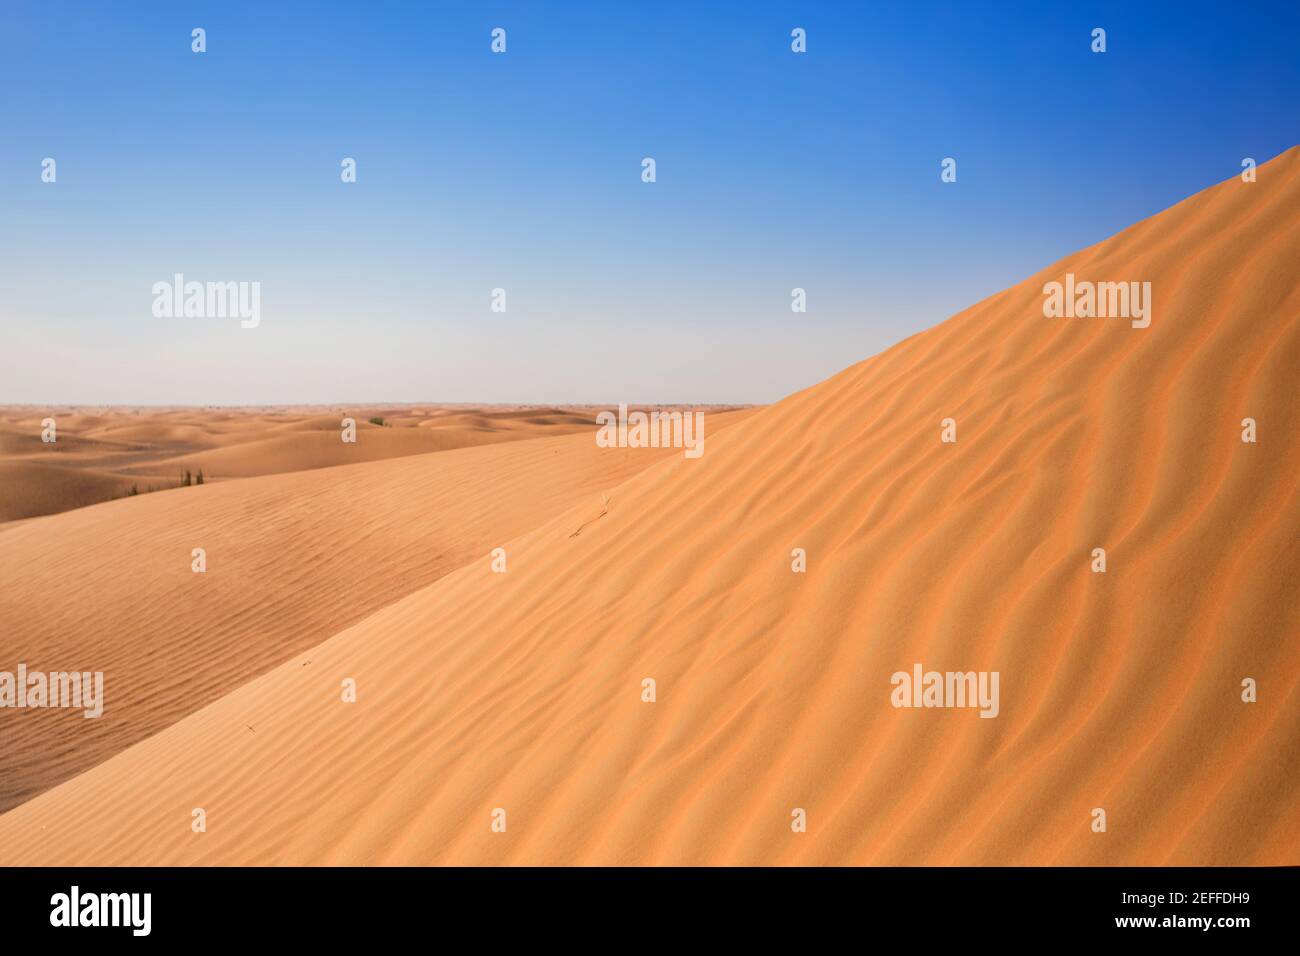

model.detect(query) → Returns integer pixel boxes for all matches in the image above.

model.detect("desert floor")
[0,150,1296,865]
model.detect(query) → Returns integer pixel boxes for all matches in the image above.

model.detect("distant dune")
[0,406,692,520]
[0,150,1296,864]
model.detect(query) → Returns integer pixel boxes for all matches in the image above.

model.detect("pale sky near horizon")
[3,1,1298,405]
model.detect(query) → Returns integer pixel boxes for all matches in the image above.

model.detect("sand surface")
[0,151,1296,864]
[0,406,629,522]
[0,409,753,813]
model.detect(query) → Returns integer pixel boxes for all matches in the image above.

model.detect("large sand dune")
[0,152,1296,864]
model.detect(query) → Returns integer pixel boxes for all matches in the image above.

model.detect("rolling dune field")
[0,406,626,521]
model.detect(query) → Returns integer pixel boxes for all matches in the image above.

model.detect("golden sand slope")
[0,414,752,813]
[2,152,1297,865]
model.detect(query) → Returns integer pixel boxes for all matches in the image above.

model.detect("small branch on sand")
[570,494,611,538]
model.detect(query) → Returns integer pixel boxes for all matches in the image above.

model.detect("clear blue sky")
[2,1,1297,405]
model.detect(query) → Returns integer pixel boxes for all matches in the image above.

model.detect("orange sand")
[0,151,1296,865]
[0,410,753,812]
[0,405,682,521]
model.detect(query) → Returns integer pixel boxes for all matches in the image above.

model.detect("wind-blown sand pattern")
[0,151,1296,865]
[0,410,753,813]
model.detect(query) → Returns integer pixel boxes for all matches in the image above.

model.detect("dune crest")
[1,152,1297,865]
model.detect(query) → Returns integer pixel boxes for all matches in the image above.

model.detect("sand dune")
[0,406,640,520]
[0,461,141,523]
[0,411,754,813]
[0,151,1296,865]
[126,425,539,478]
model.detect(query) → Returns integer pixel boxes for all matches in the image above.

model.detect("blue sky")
[2,1,1297,404]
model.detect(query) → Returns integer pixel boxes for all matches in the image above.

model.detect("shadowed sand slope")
[0,461,140,523]
[0,412,753,813]
[1,152,1297,864]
